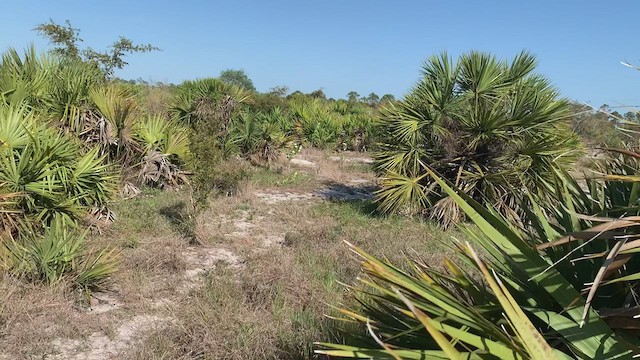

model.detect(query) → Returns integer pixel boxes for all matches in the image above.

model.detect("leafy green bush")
[169,78,250,125]
[0,104,119,289]
[375,51,581,226]
[0,40,189,293]
[0,47,190,193]
[0,49,124,290]
[173,79,250,203]
[570,103,625,148]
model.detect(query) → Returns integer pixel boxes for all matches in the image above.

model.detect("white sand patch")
[49,315,170,360]
[84,292,123,315]
[260,234,286,248]
[255,191,317,204]
[290,158,317,168]
[182,247,243,280]
[328,155,373,164]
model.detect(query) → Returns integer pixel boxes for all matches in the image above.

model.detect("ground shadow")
[159,201,197,241]
[317,180,377,202]
[318,180,384,217]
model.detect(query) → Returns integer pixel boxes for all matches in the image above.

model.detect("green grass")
[281,199,465,354]
[307,199,458,262]
[250,168,312,188]
[109,187,188,236]
[344,162,374,173]
[235,201,251,211]
[104,186,206,245]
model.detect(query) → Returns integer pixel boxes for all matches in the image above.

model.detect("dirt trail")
[31,151,376,359]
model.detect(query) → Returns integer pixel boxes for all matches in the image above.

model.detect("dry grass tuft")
[0,277,119,358]
[292,148,377,185]
[127,249,346,360]
[115,235,187,305]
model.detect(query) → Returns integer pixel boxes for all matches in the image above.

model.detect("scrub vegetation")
[1,19,640,360]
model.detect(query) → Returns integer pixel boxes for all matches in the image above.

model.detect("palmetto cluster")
[0,103,116,228]
[318,52,640,359]
[0,46,190,289]
[375,51,581,226]
[289,96,377,151]
[319,154,640,359]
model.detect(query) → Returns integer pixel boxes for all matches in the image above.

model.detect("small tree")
[366,92,380,106]
[34,19,159,76]
[268,85,289,97]
[347,91,360,102]
[624,111,637,122]
[309,89,326,99]
[380,93,395,104]
[571,103,623,147]
[33,20,82,58]
[218,69,256,91]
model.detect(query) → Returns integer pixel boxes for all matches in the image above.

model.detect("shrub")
[0,48,190,194]
[168,79,251,241]
[288,96,377,151]
[375,51,581,226]
[180,79,249,206]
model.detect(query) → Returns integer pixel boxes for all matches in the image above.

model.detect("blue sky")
[1,1,639,108]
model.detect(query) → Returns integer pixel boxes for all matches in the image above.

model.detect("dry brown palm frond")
[120,181,141,199]
[430,196,463,228]
[138,150,188,188]
[0,191,24,235]
[78,110,116,150]
[85,206,116,234]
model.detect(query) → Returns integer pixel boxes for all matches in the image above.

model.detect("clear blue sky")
[1,1,639,108]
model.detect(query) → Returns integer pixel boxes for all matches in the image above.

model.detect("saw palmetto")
[375,51,581,226]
